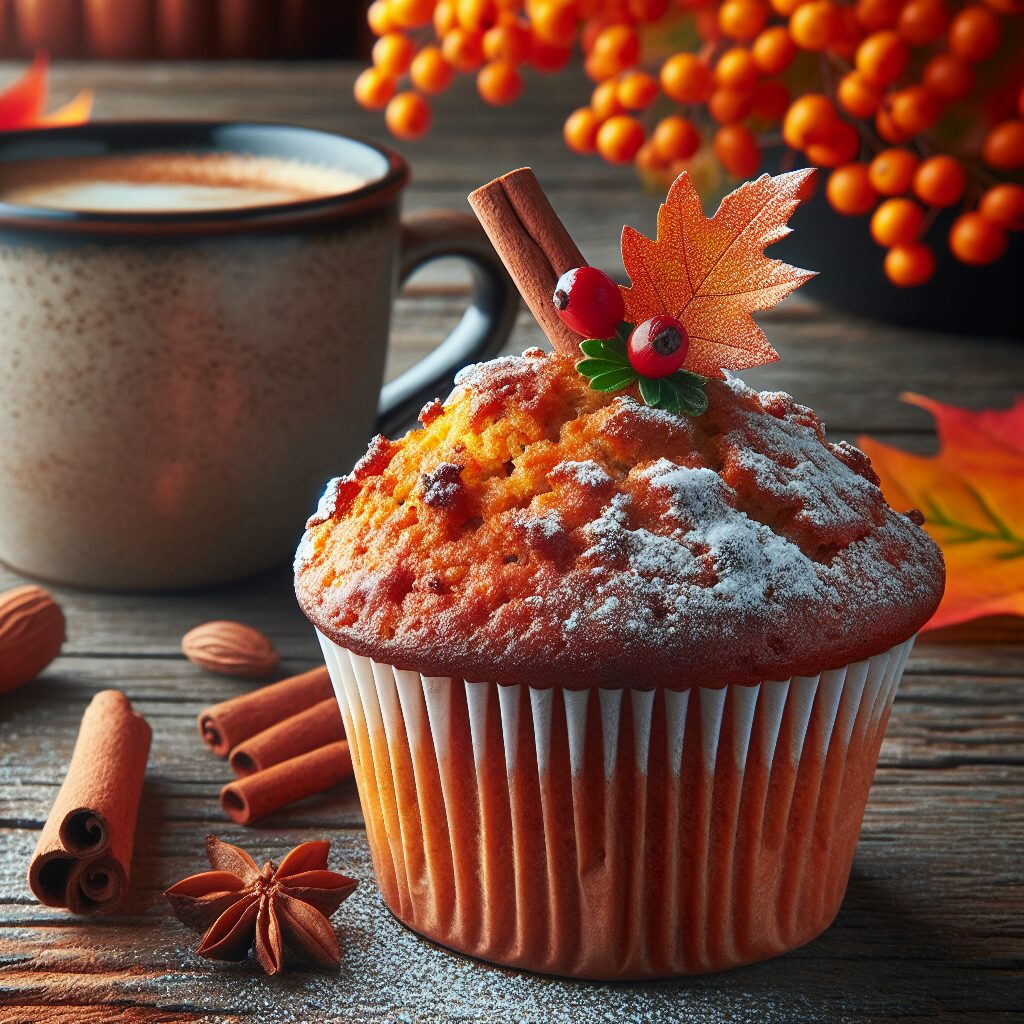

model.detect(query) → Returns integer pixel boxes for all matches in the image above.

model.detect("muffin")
[295,350,944,979]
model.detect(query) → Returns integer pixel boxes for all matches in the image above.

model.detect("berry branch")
[357,0,1023,288]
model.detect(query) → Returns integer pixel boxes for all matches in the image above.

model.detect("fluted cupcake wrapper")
[317,631,914,979]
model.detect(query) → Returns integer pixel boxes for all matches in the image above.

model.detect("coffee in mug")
[0,152,366,212]
[0,123,517,589]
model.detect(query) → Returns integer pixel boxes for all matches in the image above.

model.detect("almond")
[182,621,279,680]
[0,585,65,695]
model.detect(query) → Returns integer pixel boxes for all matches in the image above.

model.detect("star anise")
[164,835,357,976]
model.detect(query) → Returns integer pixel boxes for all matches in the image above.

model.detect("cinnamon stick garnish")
[220,741,353,825]
[228,697,344,777]
[197,665,334,757]
[28,690,151,912]
[468,167,586,358]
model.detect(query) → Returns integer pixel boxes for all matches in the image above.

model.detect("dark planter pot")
[762,154,1023,339]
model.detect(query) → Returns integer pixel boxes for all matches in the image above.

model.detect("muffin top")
[295,350,943,689]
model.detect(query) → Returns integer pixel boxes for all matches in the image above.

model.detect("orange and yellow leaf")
[36,89,94,127]
[859,394,1024,632]
[619,168,816,379]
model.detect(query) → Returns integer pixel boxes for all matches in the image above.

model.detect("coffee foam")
[0,152,367,213]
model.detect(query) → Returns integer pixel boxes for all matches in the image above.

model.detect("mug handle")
[376,210,520,435]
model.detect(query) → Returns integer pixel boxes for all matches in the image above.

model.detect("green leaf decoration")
[579,338,616,359]
[579,337,629,363]
[665,376,709,416]
[574,328,709,417]
[638,377,663,406]
[605,335,630,360]
[589,367,637,392]
[669,369,708,389]
[657,383,682,415]
[576,357,630,379]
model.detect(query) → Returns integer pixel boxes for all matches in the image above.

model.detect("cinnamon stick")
[220,740,353,825]
[228,697,344,777]
[65,855,126,915]
[28,690,151,912]
[468,167,586,358]
[197,665,334,757]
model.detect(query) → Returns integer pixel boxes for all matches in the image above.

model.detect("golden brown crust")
[295,352,944,689]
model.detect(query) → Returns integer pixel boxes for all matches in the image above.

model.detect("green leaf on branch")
[589,368,638,392]
[574,335,710,417]
[638,377,663,406]
[576,358,629,379]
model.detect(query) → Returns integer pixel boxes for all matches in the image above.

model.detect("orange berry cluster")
[356,0,1023,286]
[356,0,573,140]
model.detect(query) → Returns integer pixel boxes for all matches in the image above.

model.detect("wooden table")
[1,62,1022,1024]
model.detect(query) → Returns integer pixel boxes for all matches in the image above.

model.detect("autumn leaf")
[0,52,48,129]
[619,168,816,380]
[36,90,95,127]
[859,394,1024,632]
[0,53,92,131]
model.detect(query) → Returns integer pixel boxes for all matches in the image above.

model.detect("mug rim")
[0,120,410,236]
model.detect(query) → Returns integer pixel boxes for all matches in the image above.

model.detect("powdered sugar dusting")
[562,460,824,647]
[520,510,564,539]
[455,354,528,387]
[614,394,690,428]
[553,460,614,488]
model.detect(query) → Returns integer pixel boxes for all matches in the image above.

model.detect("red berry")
[628,315,689,377]
[552,266,625,339]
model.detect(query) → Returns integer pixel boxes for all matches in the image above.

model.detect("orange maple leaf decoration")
[0,53,93,132]
[619,168,816,380]
[859,394,1024,632]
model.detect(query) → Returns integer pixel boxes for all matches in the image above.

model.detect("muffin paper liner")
[317,630,914,979]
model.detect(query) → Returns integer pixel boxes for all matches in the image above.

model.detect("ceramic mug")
[0,122,519,589]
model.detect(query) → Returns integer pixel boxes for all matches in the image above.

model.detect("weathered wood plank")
[1,804,1021,1024]
[0,1010,225,1024]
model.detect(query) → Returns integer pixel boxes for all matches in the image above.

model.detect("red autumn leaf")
[0,52,48,129]
[619,168,816,379]
[0,53,92,131]
[859,394,1024,632]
